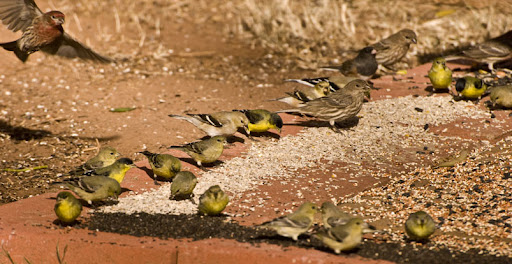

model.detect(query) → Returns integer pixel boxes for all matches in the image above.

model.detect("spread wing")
[41,33,112,63]
[0,0,42,32]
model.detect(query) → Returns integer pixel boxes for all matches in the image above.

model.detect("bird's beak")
[371,49,377,55]
[57,18,64,25]
[244,125,250,135]
[412,38,417,44]
[276,127,282,134]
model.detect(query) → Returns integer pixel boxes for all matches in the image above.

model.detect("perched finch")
[170,171,198,200]
[490,85,512,108]
[404,211,436,241]
[314,217,373,254]
[64,176,121,205]
[0,0,112,62]
[370,29,417,69]
[278,79,371,132]
[455,76,488,100]
[139,150,181,184]
[320,201,352,229]
[272,81,335,107]
[320,47,378,80]
[198,185,229,216]
[169,111,249,137]
[169,136,227,170]
[428,57,452,91]
[234,109,283,133]
[81,158,135,184]
[54,191,82,224]
[258,202,318,241]
[69,146,121,175]
[446,30,512,71]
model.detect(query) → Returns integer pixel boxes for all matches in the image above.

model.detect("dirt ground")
[0,0,310,204]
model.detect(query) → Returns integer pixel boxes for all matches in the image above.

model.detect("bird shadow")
[52,219,83,227]
[248,131,281,140]
[285,116,360,130]
[424,86,451,96]
[0,119,121,142]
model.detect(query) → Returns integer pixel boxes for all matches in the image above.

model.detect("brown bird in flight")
[0,0,112,62]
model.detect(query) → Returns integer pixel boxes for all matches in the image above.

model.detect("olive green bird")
[428,57,452,92]
[259,202,318,241]
[54,191,82,224]
[198,185,229,216]
[321,201,352,229]
[234,109,283,133]
[82,158,135,184]
[169,136,227,170]
[404,211,436,241]
[64,176,121,205]
[314,217,373,254]
[170,171,198,200]
[455,76,488,100]
[69,146,121,175]
[139,151,181,184]
[490,85,512,108]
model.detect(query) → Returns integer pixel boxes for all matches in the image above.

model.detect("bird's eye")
[110,152,115,155]
[51,15,56,19]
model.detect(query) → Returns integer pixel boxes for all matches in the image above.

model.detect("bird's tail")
[318,66,341,72]
[139,150,156,159]
[168,114,202,126]
[0,41,29,62]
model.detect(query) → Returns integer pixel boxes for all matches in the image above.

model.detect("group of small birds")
[3,0,512,256]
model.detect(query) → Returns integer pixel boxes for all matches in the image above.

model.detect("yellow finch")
[64,176,121,205]
[139,151,181,183]
[446,30,512,71]
[278,80,371,131]
[259,202,318,241]
[170,171,198,200]
[370,29,417,69]
[320,47,378,80]
[490,85,512,108]
[69,146,121,175]
[321,201,352,229]
[169,136,227,169]
[428,57,452,91]
[405,211,436,241]
[83,158,135,184]
[455,76,488,100]
[169,111,249,137]
[314,217,372,254]
[198,185,229,216]
[234,109,283,133]
[54,191,82,224]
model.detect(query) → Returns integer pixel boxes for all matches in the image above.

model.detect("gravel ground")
[92,94,512,258]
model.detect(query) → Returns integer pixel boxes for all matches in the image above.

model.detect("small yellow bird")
[170,171,198,200]
[54,191,82,224]
[198,185,229,216]
[314,217,373,254]
[83,158,135,184]
[259,202,318,241]
[169,136,227,170]
[169,111,249,137]
[455,76,488,100]
[490,85,512,108]
[404,211,436,241]
[64,176,121,205]
[69,146,121,175]
[234,109,283,133]
[428,57,452,91]
[320,201,352,229]
[139,151,181,183]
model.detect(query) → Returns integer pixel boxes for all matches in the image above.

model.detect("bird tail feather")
[0,41,29,62]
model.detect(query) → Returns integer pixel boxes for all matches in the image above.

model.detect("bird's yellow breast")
[248,122,274,133]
